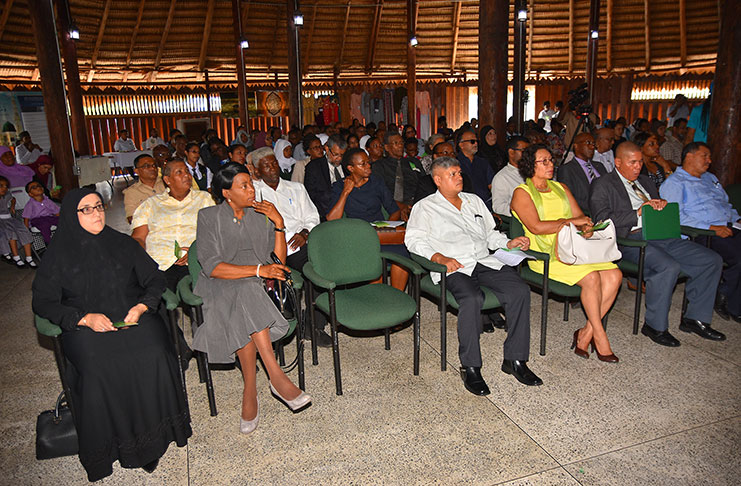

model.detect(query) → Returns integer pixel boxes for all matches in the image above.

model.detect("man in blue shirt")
[661,142,741,322]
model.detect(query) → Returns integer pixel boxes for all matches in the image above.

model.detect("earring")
[228,198,232,202]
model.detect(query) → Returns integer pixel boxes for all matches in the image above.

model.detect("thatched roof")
[0,0,719,87]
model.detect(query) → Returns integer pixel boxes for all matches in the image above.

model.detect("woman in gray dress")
[193,163,311,435]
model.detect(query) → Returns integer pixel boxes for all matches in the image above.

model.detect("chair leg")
[329,290,342,395]
[307,282,319,366]
[413,275,421,376]
[296,290,305,391]
[440,274,448,371]
[189,307,207,384]
[168,308,189,411]
[539,262,550,356]
[633,246,646,335]
[193,305,217,416]
[277,341,286,366]
[384,329,391,350]
[563,298,570,321]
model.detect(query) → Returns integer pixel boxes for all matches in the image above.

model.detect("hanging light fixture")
[409,35,418,47]
[517,9,527,21]
[590,30,599,39]
[69,22,80,40]
[239,37,250,49]
[293,10,304,26]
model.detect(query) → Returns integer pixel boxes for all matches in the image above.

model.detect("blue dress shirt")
[660,167,740,229]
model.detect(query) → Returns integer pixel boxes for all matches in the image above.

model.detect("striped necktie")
[630,182,649,203]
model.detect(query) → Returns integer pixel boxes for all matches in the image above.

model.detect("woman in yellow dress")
[511,144,622,362]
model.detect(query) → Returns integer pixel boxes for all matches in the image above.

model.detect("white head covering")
[359,134,371,150]
[231,129,250,147]
[273,139,296,172]
[317,133,329,145]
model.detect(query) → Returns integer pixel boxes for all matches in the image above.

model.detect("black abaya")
[32,188,191,482]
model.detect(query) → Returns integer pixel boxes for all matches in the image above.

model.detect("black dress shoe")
[306,329,333,348]
[482,318,495,334]
[714,293,731,321]
[641,324,680,347]
[142,458,159,473]
[679,318,726,341]
[459,366,490,396]
[490,312,507,330]
[501,359,543,386]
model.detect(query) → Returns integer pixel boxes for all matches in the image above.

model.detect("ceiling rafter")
[0,0,14,42]
[365,0,384,73]
[679,0,687,67]
[303,5,318,75]
[644,0,651,70]
[606,0,613,71]
[527,0,534,72]
[125,0,146,68]
[335,0,352,70]
[91,0,112,68]
[450,1,461,71]
[153,0,178,70]
[568,0,574,73]
[240,0,251,37]
[198,0,216,72]
[266,10,282,72]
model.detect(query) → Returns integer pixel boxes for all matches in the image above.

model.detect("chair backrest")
[642,202,680,240]
[188,240,201,284]
[726,183,741,214]
[509,214,525,239]
[11,187,30,210]
[307,218,382,285]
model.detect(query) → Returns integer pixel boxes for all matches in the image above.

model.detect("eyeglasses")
[578,141,596,146]
[535,158,554,165]
[460,139,478,144]
[327,147,344,159]
[77,204,105,215]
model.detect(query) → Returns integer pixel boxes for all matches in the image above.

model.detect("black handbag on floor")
[35,391,78,460]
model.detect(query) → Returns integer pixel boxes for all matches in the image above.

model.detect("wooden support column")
[287,0,303,128]
[366,1,383,73]
[198,0,216,78]
[28,0,77,193]
[679,0,687,67]
[643,0,651,71]
[231,0,249,130]
[606,0,613,72]
[55,0,89,155]
[450,2,461,72]
[513,0,527,134]
[478,0,508,139]
[708,0,741,186]
[568,0,574,73]
[585,0,600,107]
[407,0,417,125]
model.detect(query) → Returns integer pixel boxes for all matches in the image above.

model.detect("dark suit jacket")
[556,158,607,213]
[371,156,420,205]
[304,156,337,220]
[589,171,659,238]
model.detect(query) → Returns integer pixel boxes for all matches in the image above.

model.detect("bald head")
[614,142,643,182]
[594,127,615,154]
[573,132,595,161]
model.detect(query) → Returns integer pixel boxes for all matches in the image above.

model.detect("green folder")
[642,202,680,240]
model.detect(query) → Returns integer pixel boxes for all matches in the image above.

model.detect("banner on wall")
[220,91,258,119]
[256,91,288,118]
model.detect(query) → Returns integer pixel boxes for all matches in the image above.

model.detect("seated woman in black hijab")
[192,162,311,436]
[31,188,191,482]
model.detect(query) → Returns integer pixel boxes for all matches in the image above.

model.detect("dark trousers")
[164,264,190,292]
[287,246,328,332]
[697,229,741,315]
[620,234,722,331]
[446,264,530,367]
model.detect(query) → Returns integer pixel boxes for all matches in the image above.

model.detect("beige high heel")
[240,400,259,434]
[269,382,312,412]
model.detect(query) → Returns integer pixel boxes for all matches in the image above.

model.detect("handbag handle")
[53,391,67,423]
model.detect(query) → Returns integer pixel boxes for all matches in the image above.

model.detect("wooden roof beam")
[643,0,650,71]
[366,0,384,73]
[0,0,14,42]
[125,0,146,68]
[266,12,281,72]
[91,0,112,68]
[527,0,534,72]
[450,1,461,71]
[679,0,686,67]
[335,0,352,70]
[568,0,574,73]
[240,0,251,35]
[198,0,216,72]
[303,5,317,75]
[153,0,178,70]
[606,0,613,71]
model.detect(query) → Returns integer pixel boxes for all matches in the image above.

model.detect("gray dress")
[192,203,289,363]
[0,192,33,254]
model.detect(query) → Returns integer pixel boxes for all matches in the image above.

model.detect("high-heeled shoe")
[590,340,619,363]
[240,400,259,434]
[269,382,312,412]
[571,330,590,359]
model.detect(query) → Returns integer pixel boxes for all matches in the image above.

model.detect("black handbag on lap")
[36,391,78,460]
[263,252,297,320]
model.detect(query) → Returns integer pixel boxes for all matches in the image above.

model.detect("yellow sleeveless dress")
[513,181,616,286]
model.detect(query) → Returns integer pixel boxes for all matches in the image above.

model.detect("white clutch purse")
[556,218,622,265]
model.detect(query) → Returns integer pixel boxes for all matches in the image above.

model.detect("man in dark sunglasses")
[456,129,494,210]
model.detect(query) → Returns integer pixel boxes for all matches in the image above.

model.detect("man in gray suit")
[557,132,607,212]
[589,142,725,346]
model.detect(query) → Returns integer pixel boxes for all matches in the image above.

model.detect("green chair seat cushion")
[420,274,501,310]
[315,284,416,331]
[520,266,582,298]
[177,275,203,306]
[35,314,61,337]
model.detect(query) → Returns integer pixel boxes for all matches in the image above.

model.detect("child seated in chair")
[0,176,36,268]
[23,180,59,243]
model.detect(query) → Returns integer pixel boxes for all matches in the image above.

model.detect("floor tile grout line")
[556,413,741,469]
[490,465,582,486]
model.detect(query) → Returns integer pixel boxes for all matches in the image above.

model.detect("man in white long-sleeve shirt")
[114,129,138,152]
[405,156,543,396]
[15,131,42,165]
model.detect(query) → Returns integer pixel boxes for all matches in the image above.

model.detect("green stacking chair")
[177,241,305,416]
[509,216,583,355]
[725,184,741,214]
[410,253,503,371]
[303,218,424,395]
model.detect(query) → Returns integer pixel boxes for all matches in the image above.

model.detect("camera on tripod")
[568,83,592,118]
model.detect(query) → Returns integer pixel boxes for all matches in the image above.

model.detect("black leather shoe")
[307,329,333,348]
[459,366,490,396]
[501,360,543,386]
[714,293,730,321]
[490,312,507,330]
[679,318,726,341]
[641,324,680,347]
[482,318,495,334]
[142,458,159,473]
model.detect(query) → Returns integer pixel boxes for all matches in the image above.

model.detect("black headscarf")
[478,125,507,174]
[32,188,165,330]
